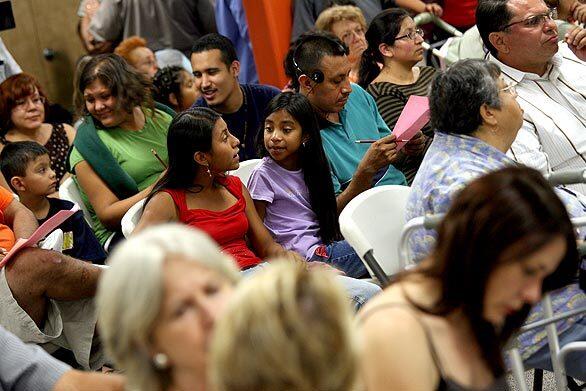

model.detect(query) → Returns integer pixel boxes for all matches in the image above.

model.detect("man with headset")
[287,32,423,212]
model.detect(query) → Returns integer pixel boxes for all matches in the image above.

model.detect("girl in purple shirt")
[248,92,367,278]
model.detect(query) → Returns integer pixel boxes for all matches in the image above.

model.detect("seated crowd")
[0,0,585,389]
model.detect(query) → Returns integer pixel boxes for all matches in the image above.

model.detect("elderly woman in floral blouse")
[406,59,586,380]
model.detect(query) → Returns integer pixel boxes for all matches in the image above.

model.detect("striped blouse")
[488,45,586,196]
[366,66,437,185]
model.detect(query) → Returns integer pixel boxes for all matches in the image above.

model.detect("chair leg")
[532,369,543,391]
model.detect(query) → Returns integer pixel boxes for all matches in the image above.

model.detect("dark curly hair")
[152,66,184,109]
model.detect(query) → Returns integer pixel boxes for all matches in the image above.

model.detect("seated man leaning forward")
[0,185,105,370]
[406,59,585,380]
[288,32,419,212]
[477,0,586,195]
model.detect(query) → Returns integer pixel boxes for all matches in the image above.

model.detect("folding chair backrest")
[339,185,411,278]
[121,199,146,238]
[230,159,261,186]
[59,177,92,225]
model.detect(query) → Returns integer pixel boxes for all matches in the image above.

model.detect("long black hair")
[403,166,579,376]
[256,92,342,244]
[145,107,220,207]
[358,8,410,87]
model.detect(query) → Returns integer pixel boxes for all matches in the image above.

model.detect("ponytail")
[358,8,410,87]
[358,47,382,87]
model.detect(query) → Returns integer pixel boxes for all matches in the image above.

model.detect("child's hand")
[307,261,346,276]
[283,250,305,264]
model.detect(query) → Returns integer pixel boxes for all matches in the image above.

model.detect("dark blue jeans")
[309,240,369,279]
[523,316,586,381]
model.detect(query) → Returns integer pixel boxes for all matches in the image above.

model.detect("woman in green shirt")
[70,54,172,251]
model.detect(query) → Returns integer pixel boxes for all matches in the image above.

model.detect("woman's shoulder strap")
[224,175,244,195]
[359,301,448,379]
[161,188,187,213]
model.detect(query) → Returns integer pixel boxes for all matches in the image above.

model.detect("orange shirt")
[0,187,16,251]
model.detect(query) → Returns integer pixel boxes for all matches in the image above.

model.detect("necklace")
[240,86,248,151]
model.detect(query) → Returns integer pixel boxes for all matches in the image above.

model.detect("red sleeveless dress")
[163,176,261,270]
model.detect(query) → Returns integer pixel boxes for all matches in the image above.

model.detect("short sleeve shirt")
[319,83,407,194]
[69,109,171,245]
[37,198,107,264]
[247,157,322,258]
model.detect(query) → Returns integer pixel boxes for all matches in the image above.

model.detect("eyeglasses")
[13,96,46,111]
[395,28,425,41]
[341,27,366,44]
[500,80,517,96]
[502,9,557,30]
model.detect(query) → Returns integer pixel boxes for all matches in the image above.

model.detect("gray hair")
[430,59,502,136]
[96,223,240,391]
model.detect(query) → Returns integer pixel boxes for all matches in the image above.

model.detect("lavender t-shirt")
[247,157,321,259]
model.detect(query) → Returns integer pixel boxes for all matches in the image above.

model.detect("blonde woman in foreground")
[210,260,358,391]
[96,223,241,391]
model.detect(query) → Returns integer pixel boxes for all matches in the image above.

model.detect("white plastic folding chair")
[229,158,261,187]
[121,199,146,238]
[339,185,412,285]
[59,177,92,225]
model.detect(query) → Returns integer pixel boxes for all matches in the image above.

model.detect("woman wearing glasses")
[359,9,435,184]
[0,73,75,187]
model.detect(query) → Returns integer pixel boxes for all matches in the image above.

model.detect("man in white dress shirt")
[477,0,586,195]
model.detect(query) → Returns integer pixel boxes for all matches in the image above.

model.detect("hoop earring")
[153,353,169,369]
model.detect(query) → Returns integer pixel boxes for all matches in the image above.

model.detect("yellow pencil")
[151,148,167,169]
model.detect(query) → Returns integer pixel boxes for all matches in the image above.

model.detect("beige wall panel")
[1,0,85,108]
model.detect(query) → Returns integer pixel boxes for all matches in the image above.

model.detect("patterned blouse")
[44,123,70,184]
[1,123,70,185]
[406,131,586,359]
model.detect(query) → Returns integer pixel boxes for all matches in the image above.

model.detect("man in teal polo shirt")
[289,32,417,212]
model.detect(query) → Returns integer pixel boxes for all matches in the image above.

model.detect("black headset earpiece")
[292,34,348,85]
[308,70,325,84]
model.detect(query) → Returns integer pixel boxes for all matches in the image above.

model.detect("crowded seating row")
[0,0,584,389]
